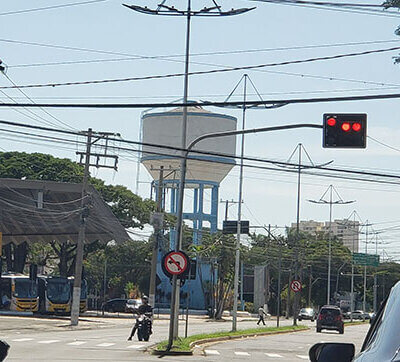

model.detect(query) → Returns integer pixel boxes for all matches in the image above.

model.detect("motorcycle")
[136,313,152,342]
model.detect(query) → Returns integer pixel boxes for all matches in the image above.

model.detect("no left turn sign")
[163,251,189,276]
[290,280,302,293]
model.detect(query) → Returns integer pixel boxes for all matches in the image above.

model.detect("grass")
[155,324,308,352]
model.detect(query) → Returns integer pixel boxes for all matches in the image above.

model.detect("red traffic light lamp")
[323,114,367,148]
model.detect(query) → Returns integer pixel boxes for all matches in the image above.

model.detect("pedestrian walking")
[257,306,267,325]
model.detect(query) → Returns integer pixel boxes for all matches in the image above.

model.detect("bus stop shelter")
[0,178,130,245]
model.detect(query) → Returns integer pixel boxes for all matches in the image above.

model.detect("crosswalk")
[10,337,148,350]
[204,349,309,360]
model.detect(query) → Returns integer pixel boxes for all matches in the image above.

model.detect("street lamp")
[176,123,321,341]
[124,0,254,345]
[308,185,354,305]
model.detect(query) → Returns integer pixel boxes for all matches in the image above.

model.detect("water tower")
[141,104,237,244]
[140,104,237,309]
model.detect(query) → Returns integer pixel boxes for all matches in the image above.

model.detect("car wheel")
[299,318,302,321]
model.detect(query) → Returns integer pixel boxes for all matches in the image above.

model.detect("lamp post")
[308,185,354,305]
[176,123,321,339]
[124,1,254,345]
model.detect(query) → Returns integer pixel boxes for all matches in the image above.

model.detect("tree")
[194,232,237,319]
[383,0,400,63]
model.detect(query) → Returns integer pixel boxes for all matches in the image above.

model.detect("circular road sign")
[290,280,302,293]
[164,251,189,276]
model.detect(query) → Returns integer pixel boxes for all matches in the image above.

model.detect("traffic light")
[323,113,367,148]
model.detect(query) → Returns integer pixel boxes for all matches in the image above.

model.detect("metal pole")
[363,222,368,312]
[102,258,106,315]
[71,128,92,326]
[293,144,302,326]
[232,74,247,331]
[149,166,164,308]
[240,261,245,311]
[308,265,312,307]
[327,185,333,305]
[276,241,282,327]
[185,266,191,338]
[168,0,192,346]
[350,212,355,321]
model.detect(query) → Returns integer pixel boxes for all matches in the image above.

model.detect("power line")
[1,45,400,90]
[2,92,400,108]
[2,119,400,188]
[0,0,108,16]
[6,39,400,69]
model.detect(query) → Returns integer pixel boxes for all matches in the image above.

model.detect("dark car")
[102,298,127,313]
[316,305,344,334]
[298,307,316,321]
[309,280,400,362]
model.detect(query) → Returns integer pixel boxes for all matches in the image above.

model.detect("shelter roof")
[0,178,131,245]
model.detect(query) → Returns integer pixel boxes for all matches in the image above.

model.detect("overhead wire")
[1,45,400,90]
[0,0,108,16]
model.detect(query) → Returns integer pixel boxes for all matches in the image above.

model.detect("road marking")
[38,340,60,344]
[297,355,309,359]
[68,341,87,346]
[96,343,115,347]
[265,353,283,358]
[234,351,250,356]
[12,338,34,342]
[126,344,146,349]
[204,350,220,355]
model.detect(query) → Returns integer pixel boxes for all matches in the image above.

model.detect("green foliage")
[84,240,152,299]
[155,325,308,352]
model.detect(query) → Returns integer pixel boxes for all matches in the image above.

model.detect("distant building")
[291,219,359,253]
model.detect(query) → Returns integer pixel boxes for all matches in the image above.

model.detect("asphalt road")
[200,323,369,362]
[0,314,304,361]
[0,315,368,361]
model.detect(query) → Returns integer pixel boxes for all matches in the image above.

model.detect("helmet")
[142,295,149,303]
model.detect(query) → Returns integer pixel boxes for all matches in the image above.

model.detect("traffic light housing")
[323,113,367,148]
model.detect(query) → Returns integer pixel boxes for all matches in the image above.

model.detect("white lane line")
[12,338,34,342]
[96,343,115,347]
[204,350,220,355]
[38,340,60,344]
[234,351,250,356]
[68,341,87,346]
[126,344,146,349]
[265,353,283,358]
[297,355,309,359]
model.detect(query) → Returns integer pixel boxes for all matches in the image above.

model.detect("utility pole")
[232,75,247,332]
[71,129,119,326]
[308,185,354,305]
[149,166,164,308]
[308,265,312,307]
[220,199,240,221]
[277,239,282,327]
[363,222,369,312]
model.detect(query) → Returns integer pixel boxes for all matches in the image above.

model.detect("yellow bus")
[0,273,38,312]
[38,276,71,314]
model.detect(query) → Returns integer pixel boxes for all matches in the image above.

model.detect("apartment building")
[291,219,360,253]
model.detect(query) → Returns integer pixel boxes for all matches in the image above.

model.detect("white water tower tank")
[141,105,237,185]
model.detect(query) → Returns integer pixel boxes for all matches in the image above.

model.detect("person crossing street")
[257,306,268,325]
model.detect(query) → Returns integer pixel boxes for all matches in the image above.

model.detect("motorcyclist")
[127,295,153,341]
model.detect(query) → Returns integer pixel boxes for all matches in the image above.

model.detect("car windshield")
[14,280,38,298]
[320,309,340,316]
[47,281,70,303]
[301,308,313,313]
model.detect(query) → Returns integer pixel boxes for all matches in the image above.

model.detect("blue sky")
[1,0,400,259]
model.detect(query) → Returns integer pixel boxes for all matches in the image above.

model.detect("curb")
[151,326,309,356]
[190,327,310,351]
